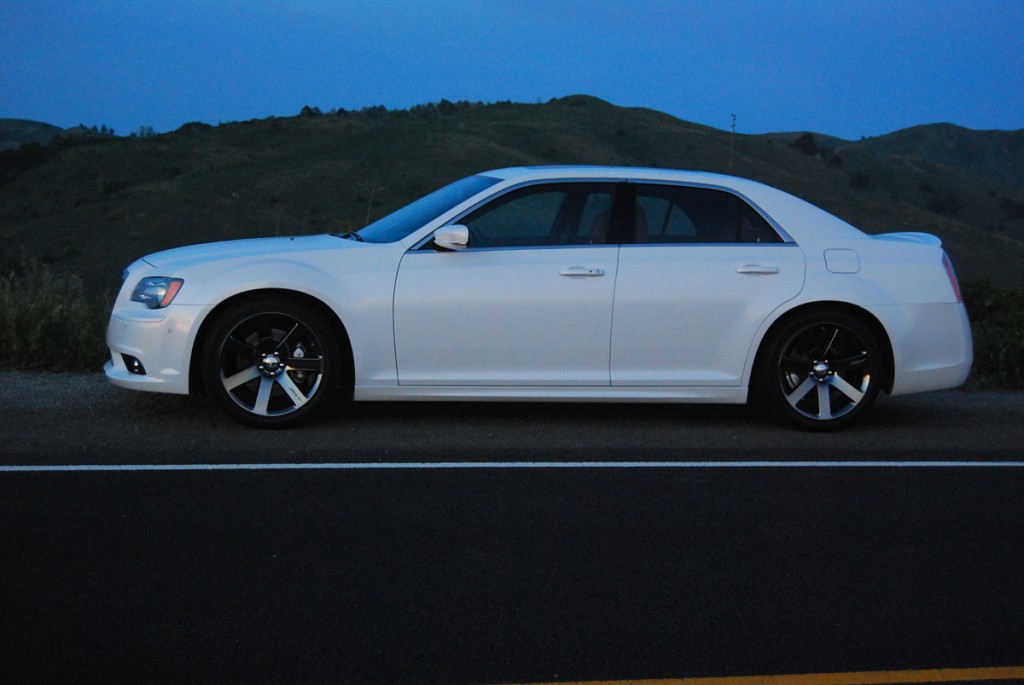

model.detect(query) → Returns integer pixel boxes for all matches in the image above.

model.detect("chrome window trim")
[618,241,802,250]
[405,242,622,255]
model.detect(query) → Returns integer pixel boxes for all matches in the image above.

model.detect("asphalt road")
[2,374,1023,683]
[1,372,1023,462]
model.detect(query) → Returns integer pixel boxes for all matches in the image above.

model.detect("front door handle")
[560,266,605,277]
[736,264,780,275]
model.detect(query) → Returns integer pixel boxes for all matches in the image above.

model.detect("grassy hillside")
[0,118,65,151]
[841,123,1024,188]
[1,96,1022,294]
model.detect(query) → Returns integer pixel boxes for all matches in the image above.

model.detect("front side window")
[635,184,782,244]
[459,183,616,248]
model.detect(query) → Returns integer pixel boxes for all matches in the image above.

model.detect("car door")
[610,183,806,386]
[393,182,619,386]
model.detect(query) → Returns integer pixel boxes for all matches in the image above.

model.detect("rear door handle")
[736,264,780,275]
[560,266,605,277]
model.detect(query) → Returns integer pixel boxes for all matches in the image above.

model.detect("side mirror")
[433,225,470,251]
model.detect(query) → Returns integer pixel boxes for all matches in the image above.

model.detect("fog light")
[122,354,147,375]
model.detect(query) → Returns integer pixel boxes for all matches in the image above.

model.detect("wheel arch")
[750,301,895,396]
[187,288,355,395]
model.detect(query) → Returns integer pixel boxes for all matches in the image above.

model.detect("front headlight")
[131,277,184,309]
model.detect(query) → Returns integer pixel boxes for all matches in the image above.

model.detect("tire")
[756,309,882,431]
[200,295,342,428]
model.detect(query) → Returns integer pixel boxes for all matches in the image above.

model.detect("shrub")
[850,172,873,190]
[1000,197,1024,221]
[928,193,962,216]
[792,132,817,156]
[0,142,51,180]
[962,279,1024,390]
[0,262,110,371]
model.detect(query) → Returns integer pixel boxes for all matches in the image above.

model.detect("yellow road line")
[510,665,1024,685]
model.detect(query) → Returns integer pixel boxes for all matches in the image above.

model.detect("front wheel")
[756,310,883,431]
[201,296,342,428]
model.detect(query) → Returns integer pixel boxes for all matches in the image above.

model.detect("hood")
[140,234,355,270]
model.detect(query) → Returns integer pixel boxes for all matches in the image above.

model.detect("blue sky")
[2,0,1022,140]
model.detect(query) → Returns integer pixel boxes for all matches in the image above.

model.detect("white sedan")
[105,166,972,430]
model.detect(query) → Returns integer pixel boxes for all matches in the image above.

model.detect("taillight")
[942,251,963,303]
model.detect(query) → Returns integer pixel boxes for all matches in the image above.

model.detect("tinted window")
[356,175,500,243]
[458,183,616,248]
[635,184,782,244]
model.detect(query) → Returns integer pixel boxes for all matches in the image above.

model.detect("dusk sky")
[2,0,1022,141]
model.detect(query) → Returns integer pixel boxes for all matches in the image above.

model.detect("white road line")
[1,461,1023,472]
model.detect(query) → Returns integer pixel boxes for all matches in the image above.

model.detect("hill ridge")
[1,97,1021,290]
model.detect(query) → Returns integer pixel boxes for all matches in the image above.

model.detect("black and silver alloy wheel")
[758,310,882,430]
[201,296,340,427]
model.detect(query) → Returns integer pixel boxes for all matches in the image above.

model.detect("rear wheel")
[757,310,882,430]
[201,296,341,428]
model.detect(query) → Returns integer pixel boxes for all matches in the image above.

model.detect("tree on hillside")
[792,132,818,156]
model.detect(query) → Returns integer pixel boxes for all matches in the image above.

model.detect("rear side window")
[635,184,782,244]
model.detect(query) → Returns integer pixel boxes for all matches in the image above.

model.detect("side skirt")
[353,385,749,404]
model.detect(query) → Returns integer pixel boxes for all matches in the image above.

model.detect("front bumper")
[104,303,206,395]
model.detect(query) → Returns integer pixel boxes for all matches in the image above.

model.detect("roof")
[480,165,867,242]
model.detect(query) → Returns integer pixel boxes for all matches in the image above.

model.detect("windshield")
[353,175,501,243]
